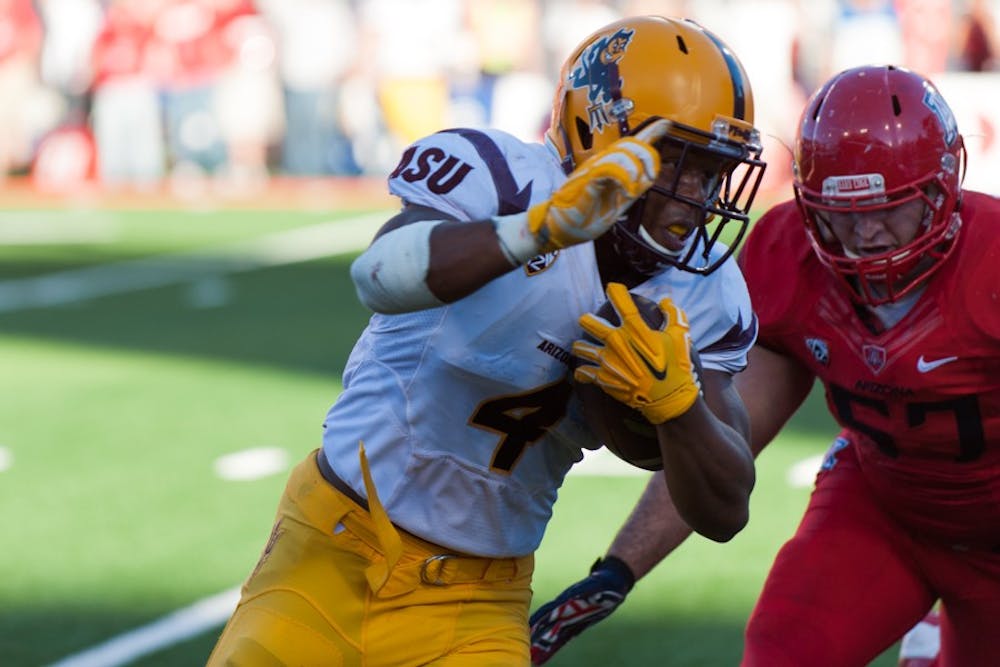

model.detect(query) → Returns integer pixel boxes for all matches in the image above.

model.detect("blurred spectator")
[357,0,461,153]
[895,0,953,74]
[791,0,839,95]
[540,0,621,77]
[146,0,255,181]
[256,0,360,176]
[0,0,61,179]
[697,0,804,202]
[828,0,904,75]
[35,0,103,112]
[90,0,165,189]
[212,11,283,191]
[953,0,997,71]
[455,0,550,142]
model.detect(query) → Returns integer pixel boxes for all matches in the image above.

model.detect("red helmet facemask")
[793,66,966,305]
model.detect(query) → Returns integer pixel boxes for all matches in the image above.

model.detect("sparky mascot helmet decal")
[568,28,636,136]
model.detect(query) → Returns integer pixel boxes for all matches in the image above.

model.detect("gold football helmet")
[546,16,766,275]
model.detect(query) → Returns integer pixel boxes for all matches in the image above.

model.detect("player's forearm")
[606,474,694,579]
[351,218,517,313]
[426,220,524,302]
[655,398,755,542]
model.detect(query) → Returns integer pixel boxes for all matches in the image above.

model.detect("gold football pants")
[207,449,534,666]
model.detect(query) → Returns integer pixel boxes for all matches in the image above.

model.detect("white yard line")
[570,447,652,477]
[786,454,824,488]
[0,211,387,313]
[46,587,241,667]
[213,447,289,481]
[0,210,119,244]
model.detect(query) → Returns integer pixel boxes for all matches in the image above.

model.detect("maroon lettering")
[392,146,474,194]
[389,146,417,179]
[427,158,473,194]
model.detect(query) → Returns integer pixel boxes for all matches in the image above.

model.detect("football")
[575,293,665,471]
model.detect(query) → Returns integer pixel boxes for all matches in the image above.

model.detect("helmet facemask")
[797,174,963,305]
[612,117,766,276]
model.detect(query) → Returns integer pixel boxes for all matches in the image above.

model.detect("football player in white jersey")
[208,15,767,666]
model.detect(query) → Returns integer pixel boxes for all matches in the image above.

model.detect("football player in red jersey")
[531,65,1000,666]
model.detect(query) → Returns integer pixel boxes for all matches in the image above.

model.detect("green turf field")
[0,202,900,666]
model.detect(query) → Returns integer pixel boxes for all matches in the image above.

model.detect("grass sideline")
[1,191,901,666]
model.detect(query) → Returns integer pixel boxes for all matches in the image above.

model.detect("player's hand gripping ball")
[572,284,702,470]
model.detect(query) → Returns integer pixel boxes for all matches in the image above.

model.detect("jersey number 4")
[469,380,572,473]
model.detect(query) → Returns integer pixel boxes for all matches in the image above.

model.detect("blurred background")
[0,0,998,204]
[3,1,1000,666]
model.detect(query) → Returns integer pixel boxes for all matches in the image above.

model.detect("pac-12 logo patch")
[524,251,559,275]
[805,337,829,366]
[820,436,850,472]
[567,27,635,135]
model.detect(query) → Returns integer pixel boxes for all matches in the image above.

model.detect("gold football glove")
[493,119,669,264]
[573,283,701,424]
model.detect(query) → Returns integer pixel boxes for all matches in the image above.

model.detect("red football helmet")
[793,65,966,305]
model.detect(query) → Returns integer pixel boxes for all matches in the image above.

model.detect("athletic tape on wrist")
[493,210,543,265]
[349,219,446,314]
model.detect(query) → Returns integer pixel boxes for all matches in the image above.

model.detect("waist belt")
[316,447,369,511]
[312,447,531,593]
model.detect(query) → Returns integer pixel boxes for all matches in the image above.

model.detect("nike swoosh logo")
[630,341,666,380]
[916,355,959,373]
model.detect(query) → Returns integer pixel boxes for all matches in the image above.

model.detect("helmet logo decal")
[568,28,635,135]
[922,86,958,146]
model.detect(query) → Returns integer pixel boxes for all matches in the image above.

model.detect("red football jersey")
[740,191,1000,550]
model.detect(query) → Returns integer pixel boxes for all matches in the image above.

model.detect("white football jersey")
[322,128,757,558]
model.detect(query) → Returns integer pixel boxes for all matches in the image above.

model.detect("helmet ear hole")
[575,116,593,151]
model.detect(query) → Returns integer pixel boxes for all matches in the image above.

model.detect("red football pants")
[742,443,1000,667]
